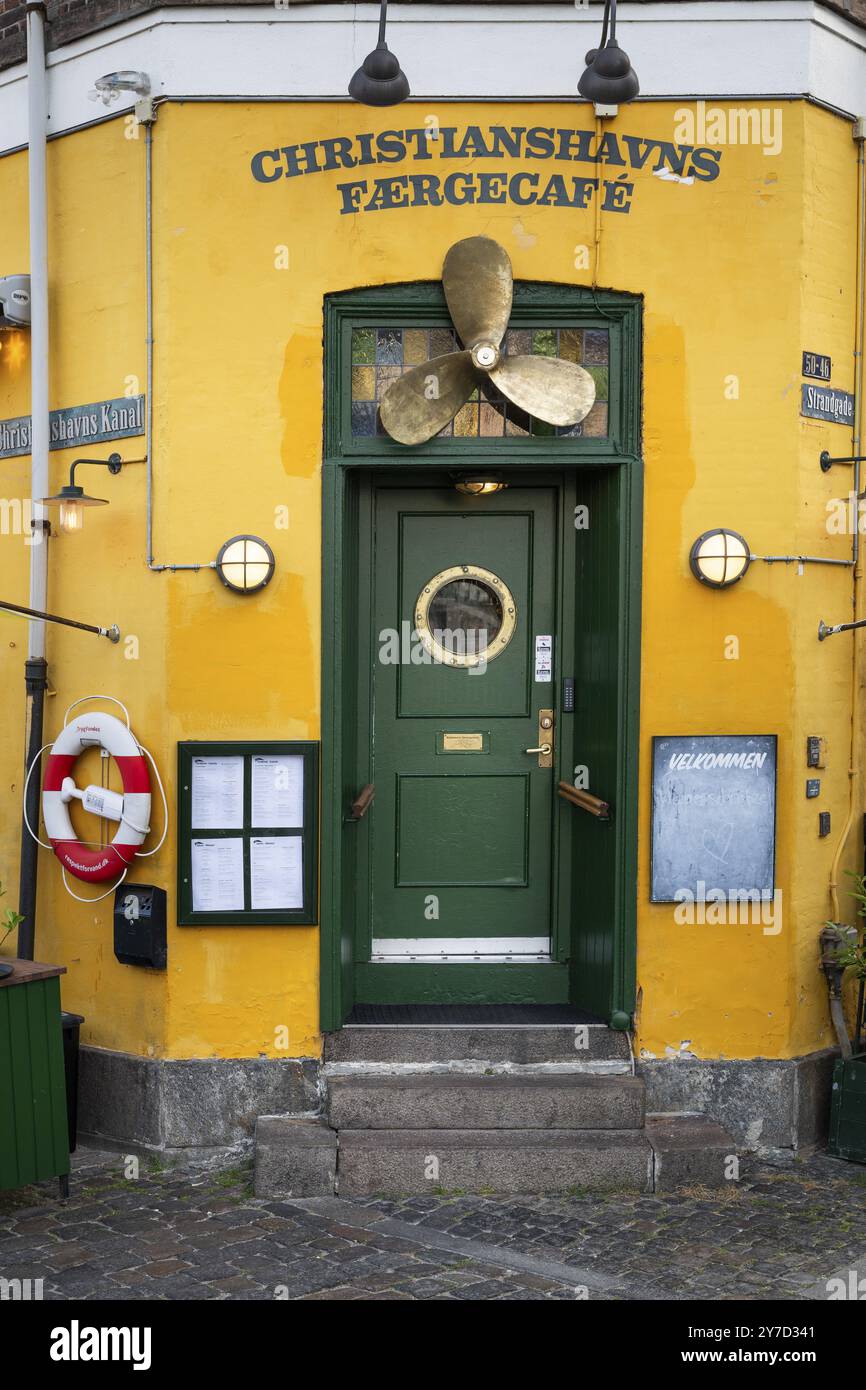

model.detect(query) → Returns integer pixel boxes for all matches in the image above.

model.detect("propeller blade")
[488,355,597,427]
[443,237,513,350]
[379,351,478,445]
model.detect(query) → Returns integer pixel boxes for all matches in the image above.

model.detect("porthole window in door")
[415,565,517,667]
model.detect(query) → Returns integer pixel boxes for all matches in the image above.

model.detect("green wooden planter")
[0,960,70,1194]
[829,1053,866,1164]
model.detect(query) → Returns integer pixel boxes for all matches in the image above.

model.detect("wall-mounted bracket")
[820,451,866,473]
[818,618,866,641]
[0,597,119,642]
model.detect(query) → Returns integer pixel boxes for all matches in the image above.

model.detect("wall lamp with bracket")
[578,0,640,110]
[39,452,145,534]
[688,529,752,588]
[690,527,854,590]
[348,0,410,107]
[215,535,276,595]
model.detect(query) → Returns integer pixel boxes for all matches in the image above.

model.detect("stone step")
[324,1059,631,1077]
[255,1116,337,1198]
[252,1112,739,1197]
[336,1128,654,1196]
[324,1024,631,1065]
[646,1114,738,1191]
[326,1072,645,1131]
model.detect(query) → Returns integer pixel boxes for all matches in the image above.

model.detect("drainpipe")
[829,123,866,927]
[819,924,857,1059]
[17,2,50,961]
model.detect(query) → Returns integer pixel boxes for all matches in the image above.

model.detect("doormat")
[345,1003,604,1026]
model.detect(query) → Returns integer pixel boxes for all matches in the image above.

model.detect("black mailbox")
[113,885,167,969]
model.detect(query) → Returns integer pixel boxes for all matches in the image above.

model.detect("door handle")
[525,710,554,767]
[347,784,375,822]
[557,780,610,821]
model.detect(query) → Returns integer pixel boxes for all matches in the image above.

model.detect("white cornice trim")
[0,2,863,156]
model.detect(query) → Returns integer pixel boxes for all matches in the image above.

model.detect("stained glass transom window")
[350,327,609,440]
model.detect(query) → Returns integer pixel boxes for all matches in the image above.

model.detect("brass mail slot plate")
[438,732,488,754]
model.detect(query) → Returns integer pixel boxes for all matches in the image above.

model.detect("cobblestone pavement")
[1,1147,865,1300]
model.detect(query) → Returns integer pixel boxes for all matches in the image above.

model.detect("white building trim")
[0,2,864,155]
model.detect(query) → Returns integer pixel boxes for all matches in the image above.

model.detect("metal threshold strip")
[344,1003,603,1025]
[370,936,551,963]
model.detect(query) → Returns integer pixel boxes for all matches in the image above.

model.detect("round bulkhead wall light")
[689,529,752,589]
[215,535,276,595]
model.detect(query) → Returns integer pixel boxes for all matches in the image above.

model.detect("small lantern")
[689,529,752,589]
[215,535,275,594]
[39,453,122,534]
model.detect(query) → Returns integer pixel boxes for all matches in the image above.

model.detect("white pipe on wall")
[17,1,51,961]
[26,1,49,649]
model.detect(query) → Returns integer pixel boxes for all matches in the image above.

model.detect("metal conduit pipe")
[144,119,216,575]
[756,555,855,568]
[17,2,49,961]
[829,122,866,924]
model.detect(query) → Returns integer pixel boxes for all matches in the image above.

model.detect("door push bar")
[557,780,611,821]
[347,783,375,822]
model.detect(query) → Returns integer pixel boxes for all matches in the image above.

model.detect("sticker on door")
[535,635,553,682]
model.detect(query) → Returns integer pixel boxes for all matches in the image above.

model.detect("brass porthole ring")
[414,564,518,668]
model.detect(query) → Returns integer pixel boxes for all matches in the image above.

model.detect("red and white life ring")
[42,711,151,882]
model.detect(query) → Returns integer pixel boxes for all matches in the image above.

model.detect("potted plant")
[0,878,22,979]
[827,873,866,1163]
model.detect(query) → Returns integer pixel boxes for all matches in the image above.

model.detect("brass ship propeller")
[379,236,597,446]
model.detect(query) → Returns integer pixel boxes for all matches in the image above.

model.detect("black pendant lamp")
[578,0,640,106]
[349,0,410,107]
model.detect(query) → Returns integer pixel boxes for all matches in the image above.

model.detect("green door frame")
[320,280,643,1032]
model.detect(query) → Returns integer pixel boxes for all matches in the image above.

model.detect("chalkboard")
[650,735,777,903]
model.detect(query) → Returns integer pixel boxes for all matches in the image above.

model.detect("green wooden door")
[369,484,557,962]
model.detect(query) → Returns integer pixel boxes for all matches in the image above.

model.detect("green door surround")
[320,281,643,1032]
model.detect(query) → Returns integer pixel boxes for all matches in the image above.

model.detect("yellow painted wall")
[0,99,861,1064]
